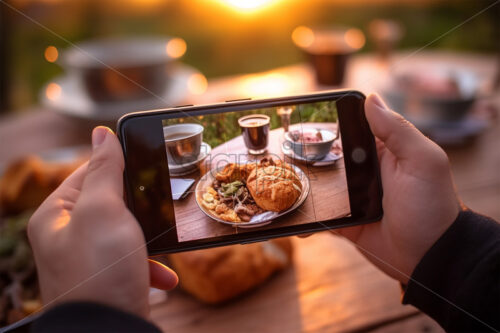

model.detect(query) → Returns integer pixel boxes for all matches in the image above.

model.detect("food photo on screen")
[161,100,351,242]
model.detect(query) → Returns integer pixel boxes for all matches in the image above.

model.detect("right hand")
[337,94,461,284]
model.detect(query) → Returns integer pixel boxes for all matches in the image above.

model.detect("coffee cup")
[60,37,177,102]
[292,26,365,86]
[238,114,270,155]
[164,124,204,165]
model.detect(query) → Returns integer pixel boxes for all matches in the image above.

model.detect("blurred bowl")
[384,91,475,123]
[284,128,336,160]
[383,68,478,123]
[164,124,204,165]
[60,37,177,102]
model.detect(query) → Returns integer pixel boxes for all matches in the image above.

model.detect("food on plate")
[0,156,84,216]
[200,158,301,222]
[288,129,324,143]
[201,181,263,223]
[246,162,302,212]
[0,212,42,325]
[168,237,293,304]
[214,162,255,183]
[0,154,86,325]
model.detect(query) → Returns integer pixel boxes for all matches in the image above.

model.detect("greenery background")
[3,0,498,111]
[162,100,338,148]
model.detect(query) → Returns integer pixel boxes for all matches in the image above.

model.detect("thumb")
[81,127,125,199]
[148,260,178,290]
[365,93,431,160]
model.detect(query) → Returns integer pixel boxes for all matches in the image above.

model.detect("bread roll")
[168,238,293,304]
[0,156,83,215]
[246,164,302,212]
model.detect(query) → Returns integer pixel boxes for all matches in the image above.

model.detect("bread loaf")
[246,164,302,212]
[0,156,83,215]
[168,238,293,304]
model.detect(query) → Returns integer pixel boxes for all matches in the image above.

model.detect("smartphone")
[118,90,382,255]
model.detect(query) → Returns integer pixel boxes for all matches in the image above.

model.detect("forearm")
[402,210,500,331]
[3,302,161,333]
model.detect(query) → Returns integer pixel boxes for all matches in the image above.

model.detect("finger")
[335,225,364,243]
[80,127,125,200]
[35,161,89,216]
[46,162,88,201]
[30,162,89,230]
[148,260,178,290]
[365,93,431,160]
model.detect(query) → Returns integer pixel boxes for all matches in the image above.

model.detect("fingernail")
[370,93,388,110]
[92,127,107,148]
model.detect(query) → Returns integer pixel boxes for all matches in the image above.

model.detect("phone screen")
[119,91,382,254]
[162,100,350,243]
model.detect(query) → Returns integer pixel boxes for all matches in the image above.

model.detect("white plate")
[195,163,310,228]
[168,142,211,177]
[281,142,342,166]
[40,64,200,122]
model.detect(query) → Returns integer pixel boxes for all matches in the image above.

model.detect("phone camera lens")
[351,148,366,164]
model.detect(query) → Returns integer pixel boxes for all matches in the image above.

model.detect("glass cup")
[238,114,270,155]
[277,106,294,133]
[292,26,365,86]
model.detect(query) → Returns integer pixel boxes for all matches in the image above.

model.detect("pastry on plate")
[246,162,302,212]
[0,156,83,215]
[168,238,293,304]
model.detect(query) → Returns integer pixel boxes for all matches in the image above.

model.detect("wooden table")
[1,52,498,332]
[174,123,350,243]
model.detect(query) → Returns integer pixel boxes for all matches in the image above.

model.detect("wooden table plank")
[0,111,94,165]
[151,233,422,333]
[368,313,444,333]
[445,99,500,219]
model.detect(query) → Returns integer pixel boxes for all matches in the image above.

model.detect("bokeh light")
[166,38,187,59]
[45,83,61,101]
[292,26,315,49]
[239,73,294,98]
[44,46,58,63]
[187,73,208,95]
[218,0,277,13]
[344,28,366,50]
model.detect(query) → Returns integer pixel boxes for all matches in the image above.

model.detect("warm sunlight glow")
[44,46,59,63]
[219,0,276,13]
[344,28,366,50]
[188,73,208,95]
[292,26,315,49]
[53,206,70,231]
[46,83,61,101]
[166,38,187,59]
[239,73,294,98]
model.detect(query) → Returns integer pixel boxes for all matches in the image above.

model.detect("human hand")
[28,127,178,318]
[337,94,461,284]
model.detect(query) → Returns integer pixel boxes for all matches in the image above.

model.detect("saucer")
[41,64,201,122]
[168,142,211,176]
[407,115,488,146]
[282,142,342,166]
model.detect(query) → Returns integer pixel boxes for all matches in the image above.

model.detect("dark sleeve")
[30,302,161,333]
[402,210,500,332]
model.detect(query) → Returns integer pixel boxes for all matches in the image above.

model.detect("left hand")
[28,127,178,319]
